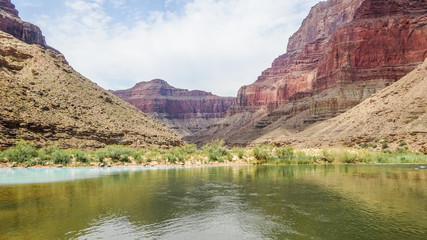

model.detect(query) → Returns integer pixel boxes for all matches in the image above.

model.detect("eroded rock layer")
[111,80,235,136]
[256,59,427,153]
[188,0,427,146]
[0,0,46,47]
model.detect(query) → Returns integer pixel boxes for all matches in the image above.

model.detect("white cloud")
[110,0,126,8]
[36,0,319,96]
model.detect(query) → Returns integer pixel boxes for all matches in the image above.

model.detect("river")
[0,164,425,239]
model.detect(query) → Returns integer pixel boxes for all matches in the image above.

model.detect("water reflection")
[0,165,425,239]
[0,166,176,185]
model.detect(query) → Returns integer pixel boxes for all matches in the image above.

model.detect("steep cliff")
[255,59,427,153]
[0,0,46,47]
[0,2,182,149]
[111,79,235,136]
[188,0,427,146]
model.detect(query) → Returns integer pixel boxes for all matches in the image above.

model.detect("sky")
[13,0,320,96]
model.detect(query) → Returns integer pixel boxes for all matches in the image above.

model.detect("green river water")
[0,164,426,239]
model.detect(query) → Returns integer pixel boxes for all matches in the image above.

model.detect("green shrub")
[276,146,294,160]
[381,140,389,150]
[202,140,230,162]
[378,151,427,164]
[399,142,407,147]
[168,144,196,163]
[178,144,197,155]
[252,144,272,164]
[131,151,143,163]
[38,146,60,162]
[147,148,162,159]
[72,150,90,163]
[375,156,386,163]
[98,145,135,162]
[231,147,245,160]
[52,150,71,164]
[165,154,177,163]
[174,152,185,162]
[359,142,378,149]
[207,151,220,162]
[120,155,130,163]
[3,140,38,163]
[97,151,106,163]
[294,151,318,164]
[321,148,363,163]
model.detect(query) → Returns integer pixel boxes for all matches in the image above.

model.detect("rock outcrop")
[111,79,235,136]
[0,0,46,47]
[0,2,182,149]
[188,0,427,146]
[256,59,427,153]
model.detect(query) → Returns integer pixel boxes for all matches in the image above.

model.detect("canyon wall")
[188,0,427,145]
[111,79,235,136]
[255,59,427,153]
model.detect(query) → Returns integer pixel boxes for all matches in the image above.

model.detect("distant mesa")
[111,79,235,137]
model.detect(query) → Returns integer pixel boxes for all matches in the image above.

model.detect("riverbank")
[0,160,250,169]
[1,140,426,168]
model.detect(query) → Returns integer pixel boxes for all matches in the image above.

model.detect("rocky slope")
[255,59,427,153]
[111,79,235,136]
[187,0,427,146]
[0,2,182,149]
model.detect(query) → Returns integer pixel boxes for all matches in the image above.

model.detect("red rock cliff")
[0,0,47,47]
[231,0,427,120]
[188,0,427,145]
[112,79,235,119]
[111,79,236,136]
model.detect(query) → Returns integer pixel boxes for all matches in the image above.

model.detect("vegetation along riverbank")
[1,140,426,168]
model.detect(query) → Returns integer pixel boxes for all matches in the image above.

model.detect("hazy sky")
[13,0,319,96]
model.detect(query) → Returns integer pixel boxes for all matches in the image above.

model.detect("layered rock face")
[0,2,182,149]
[0,0,46,47]
[0,0,17,16]
[256,59,427,153]
[235,0,427,115]
[231,0,365,112]
[111,80,235,136]
[189,0,427,145]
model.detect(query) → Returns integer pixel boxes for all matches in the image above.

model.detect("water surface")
[0,165,426,239]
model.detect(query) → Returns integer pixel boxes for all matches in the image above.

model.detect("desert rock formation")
[187,0,427,146]
[0,0,46,47]
[111,79,235,136]
[256,59,427,153]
